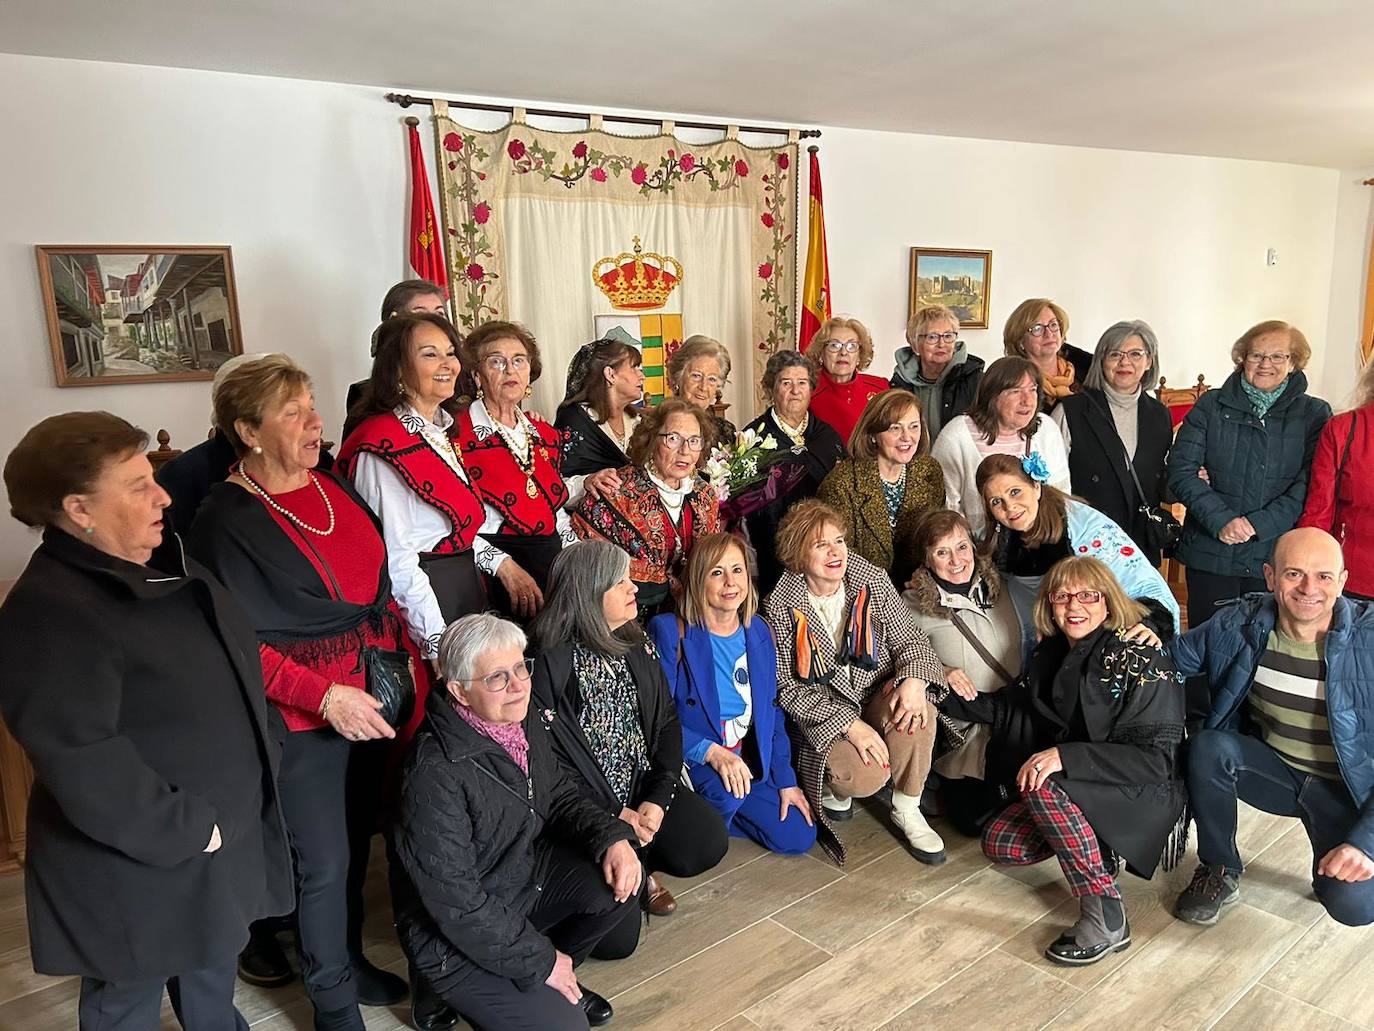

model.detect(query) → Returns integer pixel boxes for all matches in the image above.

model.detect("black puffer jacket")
[390,687,636,995]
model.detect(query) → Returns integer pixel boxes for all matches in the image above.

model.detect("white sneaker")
[821,783,854,821]
[892,790,946,864]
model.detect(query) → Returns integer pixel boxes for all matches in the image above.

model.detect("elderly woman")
[890,304,985,441]
[741,349,845,589]
[1299,355,1374,599]
[650,533,816,856]
[931,356,1070,538]
[1169,320,1332,631]
[530,540,727,956]
[902,509,1022,836]
[947,558,1186,966]
[765,499,948,865]
[391,614,641,1031]
[667,333,736,444]
[457,320,578,621]
[804,315,892,446]
[556,338,645,505]
[1051,320,1175,567]
[571,398,722,616]
[976,453,1180,656]
[817,388,945,590]
[1002,297,1095,408]
[0,412,291,1031]
[187,356,415,1030]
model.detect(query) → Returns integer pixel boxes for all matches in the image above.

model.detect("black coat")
[741,409,845,590]
[943,627,1186,877]
[390,687,636,996]
[0,529,292,979]
[1056,389,1174,566]
[529,638,684,813]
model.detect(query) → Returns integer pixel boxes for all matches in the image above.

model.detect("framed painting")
[36,245,244,386]
[908,247,992,330]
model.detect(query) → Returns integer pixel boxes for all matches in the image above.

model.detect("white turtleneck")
[647,468,693,523]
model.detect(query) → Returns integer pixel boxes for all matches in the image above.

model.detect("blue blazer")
[648,614,798,791]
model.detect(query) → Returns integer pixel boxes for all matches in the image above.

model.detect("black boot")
[313,1002,366,1031]
[578,984,614,1027]
[351,955,408,1007]
[237,920,294,988]
[409,967,458,1031]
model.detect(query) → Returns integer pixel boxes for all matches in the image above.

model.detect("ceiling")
[4,0,1374,168]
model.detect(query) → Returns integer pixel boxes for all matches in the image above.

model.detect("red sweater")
[254,476,407,731]
[1299,407,1374,597]
[810,369,890,449]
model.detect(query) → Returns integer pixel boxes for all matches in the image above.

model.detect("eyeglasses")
[824,340,860,353]
[1049,590,1103,605]
[658,432,705,452]
[1245,352,1291,367]
[470,658,535,692]
[1028,320,1062,338]
[686,371,723,389]
[1106,349,1148,364]
[918,331,958,345]
[482,354,530,373]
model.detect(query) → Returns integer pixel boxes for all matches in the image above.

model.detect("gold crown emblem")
[592,237,683,311]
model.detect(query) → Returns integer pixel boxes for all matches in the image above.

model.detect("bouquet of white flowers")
[704,426,807,522]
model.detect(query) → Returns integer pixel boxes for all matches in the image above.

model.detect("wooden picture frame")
[908,247,993,330]
[36,245,244,386]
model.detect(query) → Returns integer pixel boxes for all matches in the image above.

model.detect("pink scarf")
[454,701,529,775]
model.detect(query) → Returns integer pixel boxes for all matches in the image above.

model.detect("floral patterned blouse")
[573,644,649,805]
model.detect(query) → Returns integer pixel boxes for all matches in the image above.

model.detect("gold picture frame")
[908,247,992,330]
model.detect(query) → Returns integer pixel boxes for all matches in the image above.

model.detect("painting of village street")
[37,246,243,386]
[908,248,992,330]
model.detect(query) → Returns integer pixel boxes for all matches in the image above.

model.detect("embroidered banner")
[431,107,798,419]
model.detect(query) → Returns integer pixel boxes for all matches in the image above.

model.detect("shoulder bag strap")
[1332,411,1360,538]
[949,611,1016,686]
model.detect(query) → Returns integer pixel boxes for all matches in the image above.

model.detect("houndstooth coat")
[765,553,945,864]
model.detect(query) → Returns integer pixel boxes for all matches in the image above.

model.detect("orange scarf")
[1040,355,1076,401]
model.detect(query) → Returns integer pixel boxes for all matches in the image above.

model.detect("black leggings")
[592,788,728,960]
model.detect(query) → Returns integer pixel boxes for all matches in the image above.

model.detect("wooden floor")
[1,800,1370,1030]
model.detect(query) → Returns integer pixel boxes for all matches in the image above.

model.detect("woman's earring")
[84,526,95,536]
[253,445,263,455]
[475,386,484,400]
[524,386,533,399]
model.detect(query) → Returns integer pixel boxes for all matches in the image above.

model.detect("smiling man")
[1169,527,1374,928]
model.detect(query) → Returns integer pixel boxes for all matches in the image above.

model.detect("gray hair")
[437,613,528,687]
[1084,320,1160,393]
[667,335,732,396]
[761,349,817,392]
[530,540,642,657]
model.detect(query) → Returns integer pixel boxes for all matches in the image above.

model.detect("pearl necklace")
[774,409,807,449]
[238,465,336,536]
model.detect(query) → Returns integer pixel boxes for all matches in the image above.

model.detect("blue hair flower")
[1022,452,1051,483]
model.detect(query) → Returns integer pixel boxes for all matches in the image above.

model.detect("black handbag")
[1088,393,1181,558]
[292,526,417,729]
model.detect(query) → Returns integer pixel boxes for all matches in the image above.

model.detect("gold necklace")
[238,466,336,536]
[491,410,539,499]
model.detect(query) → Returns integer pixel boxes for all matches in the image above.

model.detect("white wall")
[0,52,1362,577]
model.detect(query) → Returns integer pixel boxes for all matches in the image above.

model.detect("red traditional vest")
[336,411,484,553]
[455,409,568,536]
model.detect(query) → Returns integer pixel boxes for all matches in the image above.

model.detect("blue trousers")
[1188,728,1374,927]
[689,763,817,856]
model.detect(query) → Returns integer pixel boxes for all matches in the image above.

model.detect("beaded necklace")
[237,464,336,536]
[490,408,539,499]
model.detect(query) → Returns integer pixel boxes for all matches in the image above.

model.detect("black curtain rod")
[384,92,821,139]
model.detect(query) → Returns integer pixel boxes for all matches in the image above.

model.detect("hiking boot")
[1045,894,1131,966]
[1173,863,1241,926]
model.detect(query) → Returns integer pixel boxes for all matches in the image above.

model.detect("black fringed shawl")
[185,472,398,667]
[554,402,631,480]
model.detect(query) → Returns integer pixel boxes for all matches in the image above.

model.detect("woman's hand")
[1121,623,1163,649]
[602,839,643,903]
[203,824,222,853]
[496,560,544,619]
[945,666,978,701]
[618,807,651,846]
[1218,516,1257,546]
[583,467,623,500]
[545,949,582,1006]
[705,744,753,799]
[1016,747,1063,793]
[635,801,665,840]
[779,786,814,826]
[1197,466,1211,486]
[887,677,929,734]
[321,685,396,741]
[844,719,889,769]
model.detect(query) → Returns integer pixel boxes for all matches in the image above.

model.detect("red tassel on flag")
[407,120,449,294]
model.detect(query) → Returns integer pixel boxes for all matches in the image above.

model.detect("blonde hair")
[906,305,961,346]
[1031,556,1146,638]
[679,532,759,627]
[849,389,928,459]
[213,354,313,457]
[805,316,875,371]
[1230,320,1311,372]
[1003,298,1070,357]
[775,499,848,574]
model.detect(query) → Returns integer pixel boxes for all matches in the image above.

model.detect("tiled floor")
[1,801,1368,1030]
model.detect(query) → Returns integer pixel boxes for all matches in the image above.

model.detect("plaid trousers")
[982,779,1120,899]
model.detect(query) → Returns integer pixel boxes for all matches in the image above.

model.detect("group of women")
[0,274,1363,1031]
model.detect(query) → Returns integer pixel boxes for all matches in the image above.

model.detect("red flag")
[408,122,448,294]
[799,148,831,349]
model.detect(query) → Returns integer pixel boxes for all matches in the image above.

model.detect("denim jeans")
[1188,728,1374,926]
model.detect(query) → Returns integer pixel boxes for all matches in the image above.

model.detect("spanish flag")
[799,146,831,349]
[407,119,449,295]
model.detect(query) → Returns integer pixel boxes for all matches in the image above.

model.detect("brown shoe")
[646,875,678,916]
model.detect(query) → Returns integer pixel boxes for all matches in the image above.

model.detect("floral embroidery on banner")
[442,129,500,327]
[757,151,794,357]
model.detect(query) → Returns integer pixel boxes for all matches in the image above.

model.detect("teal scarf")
[1240,374,1290,420]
